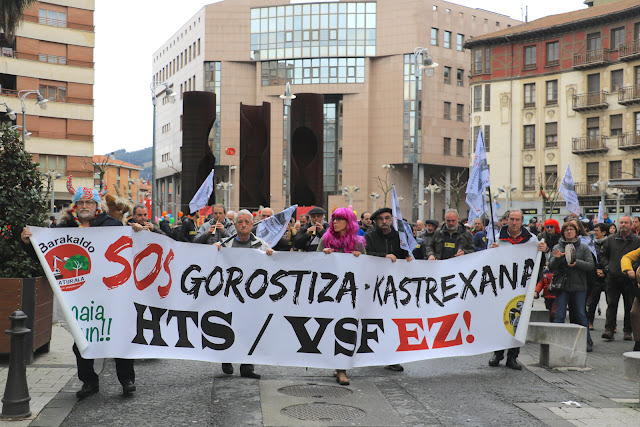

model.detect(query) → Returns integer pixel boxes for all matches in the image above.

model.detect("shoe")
[602,330,614,340]
[488,354,503,367]
[624,332,633,341]
[336,370,350,386]
[122,380,136,396]
[76,383,99,399]
[222,363,234,375]
[384,364,404,372]
[633,341,640,351]
[587,341,593,352]
[240,368,261,379]
[505,358,522,370]
[589,323,594,331]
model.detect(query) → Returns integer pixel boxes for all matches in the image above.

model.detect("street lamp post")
[498,185,518,211]
[44,171,62,215]
[280,82,296,208]
[217,182,233,211]
[411,47,438,223]
[150,81,177,220]
[370,192,380,213]
[591,179,608,210]
[343,185,359,206]
[0,102,17,121]
[17,90,48,145]
[424,181,441,220]
[612,191,625,223]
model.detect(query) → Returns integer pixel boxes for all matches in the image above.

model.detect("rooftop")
[93,155,143,171]
[465,0,640,48]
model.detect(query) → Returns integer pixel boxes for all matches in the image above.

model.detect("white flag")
[597,201,604,224]
[466,131,491,220]
[189,170,215,214]
[559,163,580,216]
[256,205,297,247]
[486,198,500,246]
[391,186,418,253]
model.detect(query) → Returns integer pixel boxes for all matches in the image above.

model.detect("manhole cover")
[278,383,353,398]
[281,403,365,422]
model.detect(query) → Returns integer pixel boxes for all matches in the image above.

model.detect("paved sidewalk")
[0,323,100,427]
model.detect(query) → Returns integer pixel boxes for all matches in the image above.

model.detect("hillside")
[105,147,152,180]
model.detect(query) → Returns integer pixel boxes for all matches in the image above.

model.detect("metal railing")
[619,39,640,59]
[574,182,600,196]
[572,91,608,110]
[572,135,607,153]
[573,49,611,68]
[618,130,640,150]
[619,85,640,104]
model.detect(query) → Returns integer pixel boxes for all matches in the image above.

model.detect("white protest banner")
[559,163,580,216]
[189,170,214,214]
[466,131,491,221]
[597,201,604,224]
[29,227,539,368]
[256,205,297,247]
[391,185,417,253]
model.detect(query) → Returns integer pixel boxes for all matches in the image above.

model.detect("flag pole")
[487,186,496,243]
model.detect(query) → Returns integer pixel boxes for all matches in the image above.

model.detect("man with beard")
[21,178,137,398]
[473,217,487,251]
[365,207,412,372]
[488,209,547,370]
[413,219,438,259]
[426,209,475,260]
[293,207,329,252]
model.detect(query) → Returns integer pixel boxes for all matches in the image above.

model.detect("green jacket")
[425,224,475,260]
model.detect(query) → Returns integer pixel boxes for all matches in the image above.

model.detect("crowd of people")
[21,181,640,397]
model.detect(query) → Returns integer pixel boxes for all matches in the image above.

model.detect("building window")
[484,125,490,152]
[444,31,451,49]
[456,34,464,51]
[524,125,535,149]
[261,57,365,86]
[610,114,623,136]
[250,2,377,60]
[484,84,491,111]
[444,102,451,120]
[456,139,464,157]
[443,137,451,155]
[609,160,622,179]
[456,104,464,122]
[546,41,559,66]
[473,126,481,149]
[634,158,640,178]
[473,85,482,111]
[444,66,451,84]
[611,69,624,92]
[456,68,464,86]
[587,32,601,52]
[546,80,558,105]
[611,27,624,50]
[39,9,67,27]
[431,28,438,46]
[524,83,536,108]
[204,61,222,163]
[587,117,600,138]
[403,54,422,163]
[545,122,558,147]
[586,162,599,185]
[523,167,535,191]
[524,45,537,70]
[473,47,490,74]
[37,155,66,174]
[39,84,66,103]
[545,165,558,189]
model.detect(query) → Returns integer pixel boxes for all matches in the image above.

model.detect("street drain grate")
[278,383,353,398]
[281,403,365,421]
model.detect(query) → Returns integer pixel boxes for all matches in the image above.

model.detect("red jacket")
[535,271,556,300]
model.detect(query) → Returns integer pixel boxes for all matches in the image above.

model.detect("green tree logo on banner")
[64,255,90,277]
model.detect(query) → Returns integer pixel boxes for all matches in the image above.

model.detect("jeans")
[555,290,592,344]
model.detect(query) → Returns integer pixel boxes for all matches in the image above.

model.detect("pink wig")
[322,207,365,253]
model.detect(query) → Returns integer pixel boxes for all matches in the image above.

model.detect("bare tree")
[538,172,559,222]
[374,164,396,207]
[435,170,468,213]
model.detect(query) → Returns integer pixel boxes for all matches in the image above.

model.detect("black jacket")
[425,223,475,260]
[364,227,409,259]
[293,222,330,252]
[600,232,640,280]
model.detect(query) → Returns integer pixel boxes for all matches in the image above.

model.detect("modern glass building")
[152,0,519,220]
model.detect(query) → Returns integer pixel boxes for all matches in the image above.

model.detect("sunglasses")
[545,225,555,229]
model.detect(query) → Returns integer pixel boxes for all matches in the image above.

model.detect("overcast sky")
[93,0,587,155]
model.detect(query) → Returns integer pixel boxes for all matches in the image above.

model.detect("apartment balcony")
[574,182,600,197]
[572,49,611,69]
[618,85,640,105]
[572,136,608,154]
[619,40,640,61]
[618,131,640,151]
[572,91,608,111]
